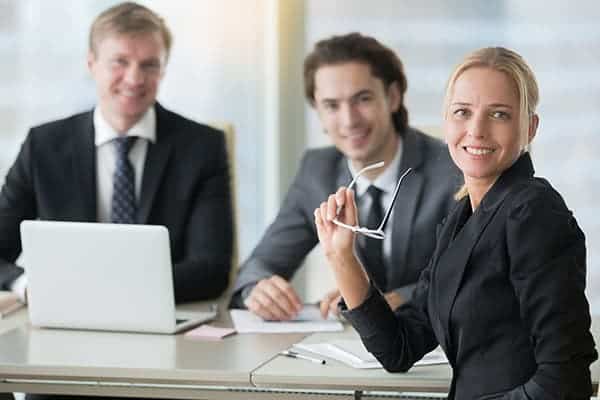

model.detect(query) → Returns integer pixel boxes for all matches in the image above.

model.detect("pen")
[280,350,326,365]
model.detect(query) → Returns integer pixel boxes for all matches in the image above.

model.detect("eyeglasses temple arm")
[376,168,413,231]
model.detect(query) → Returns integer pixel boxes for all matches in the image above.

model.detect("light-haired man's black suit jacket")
[231,128,460,307]
[0,103,233,303]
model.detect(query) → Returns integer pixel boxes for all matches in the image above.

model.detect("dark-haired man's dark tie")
[360,185,387,289]
[111,136,137,224]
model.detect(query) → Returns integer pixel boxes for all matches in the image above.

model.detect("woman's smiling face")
[444,66,532,190]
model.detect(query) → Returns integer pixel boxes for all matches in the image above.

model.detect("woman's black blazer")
[344,153,597,399]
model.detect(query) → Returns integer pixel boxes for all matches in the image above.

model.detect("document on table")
[230,305,343,333]
[294,339,448,369]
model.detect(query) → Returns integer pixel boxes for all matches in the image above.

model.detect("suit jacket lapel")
[137,104,173,224]
[434,200,486,354]
[427,208,458,358]
[71,111,97,221]
[335,155,352,189]
[390,129,424,284]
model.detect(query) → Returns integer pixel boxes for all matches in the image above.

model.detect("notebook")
[20,220,216,334]
[293,339,448,369]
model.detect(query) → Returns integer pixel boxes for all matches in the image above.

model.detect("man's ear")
[87,51,96,73]
[386,81,402,113]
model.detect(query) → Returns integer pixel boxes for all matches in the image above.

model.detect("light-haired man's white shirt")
[348,137,403,275]
[94,106,156,222]
[10,106,157,301]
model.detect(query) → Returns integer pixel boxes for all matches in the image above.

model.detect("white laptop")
[20,220,216,334]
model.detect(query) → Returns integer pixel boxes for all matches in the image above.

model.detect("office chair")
[207,122,239,295]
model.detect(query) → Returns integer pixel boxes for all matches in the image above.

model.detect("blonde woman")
[314,47,597,399]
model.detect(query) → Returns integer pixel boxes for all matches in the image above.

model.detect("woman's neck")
[465,177,497,210]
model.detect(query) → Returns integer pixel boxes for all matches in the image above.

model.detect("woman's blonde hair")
[443,47,539,200]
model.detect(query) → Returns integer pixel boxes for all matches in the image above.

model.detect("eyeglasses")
[332,162,412,240]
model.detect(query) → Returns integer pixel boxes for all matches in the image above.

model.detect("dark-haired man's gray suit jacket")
[231,128,460,307]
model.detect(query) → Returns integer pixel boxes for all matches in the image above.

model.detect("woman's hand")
[314,187,357,264]
[314,187,370,309]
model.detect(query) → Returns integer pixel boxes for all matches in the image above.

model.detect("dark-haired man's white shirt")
[349,138,402,280]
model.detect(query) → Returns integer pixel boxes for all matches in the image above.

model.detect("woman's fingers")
[335,186,347,209]
[327,194,339,221]
[344,188,357,224]
[317,202,331,236]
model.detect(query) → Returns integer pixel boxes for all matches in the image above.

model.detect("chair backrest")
[207,122,239,292]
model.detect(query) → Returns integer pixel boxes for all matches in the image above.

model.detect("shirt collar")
[347,137,403,197]
[93,106,157,146]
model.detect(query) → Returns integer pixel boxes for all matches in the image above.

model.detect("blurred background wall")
[0,0,598,312]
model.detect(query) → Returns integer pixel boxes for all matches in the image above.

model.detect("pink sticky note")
[184,325,236,340]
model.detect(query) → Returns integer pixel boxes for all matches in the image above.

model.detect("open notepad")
[294,339,448,369]
[230,305,343,333]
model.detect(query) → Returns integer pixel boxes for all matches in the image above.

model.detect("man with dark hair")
[0,2,233,306]
[231,32,459,320]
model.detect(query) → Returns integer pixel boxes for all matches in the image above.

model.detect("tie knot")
[367,185,383,202]
[114,136,137,156]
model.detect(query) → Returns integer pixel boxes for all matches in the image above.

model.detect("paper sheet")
[293,342,380,369]
[294,339,448,369]
[230,305,344,333]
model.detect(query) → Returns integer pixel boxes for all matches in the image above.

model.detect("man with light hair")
[0,1,232,314]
